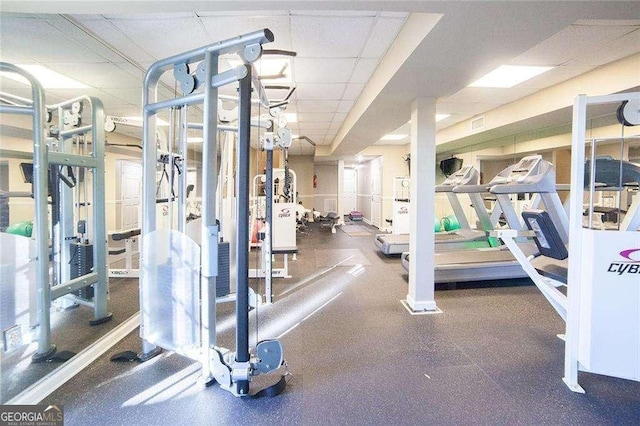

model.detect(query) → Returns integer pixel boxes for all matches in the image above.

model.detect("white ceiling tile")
[337,100,354,112]
[297,130,328,138]
[350,58,378,83]
[329,121,342,130]
[108,17,210,60]
[0,16,107,63]
[47,63,141,88]
[297,112,334,122]
[197,11,289,17]
[75,17,156,64]
[48,18,134,63]
[291,16,374,57]
[296,100,339,113]
[298,122,330,130]
[343,84,364,100]
[103,13,196,19]
[290,11,377,17]
[361,18,405,58]
[512,24,639,66]
[0,48,35,64]
[296,83,345,100]
[293,58,356,83]
[567,29,640,67]
[200,15,292,50]
[332,112,348,122]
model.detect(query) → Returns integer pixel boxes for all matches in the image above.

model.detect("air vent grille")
[471,116,484,131]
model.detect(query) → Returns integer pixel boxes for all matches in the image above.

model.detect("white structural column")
[407,98,438,312]
[337,160,345,225]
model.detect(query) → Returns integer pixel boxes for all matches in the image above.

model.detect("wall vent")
[471,116,484,131]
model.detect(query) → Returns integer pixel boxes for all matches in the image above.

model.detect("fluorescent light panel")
[381,133,407,141]
[227,58,292,83]
[123,116,170,126]
[469,65,553,88]
[435,114,450,122]
[284,113,297,123]
[1,64,89,89]
[187,137,203,143]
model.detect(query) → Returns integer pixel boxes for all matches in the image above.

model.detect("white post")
[563,94,587,393]
[337,160,345,225]
[406,98,438,312]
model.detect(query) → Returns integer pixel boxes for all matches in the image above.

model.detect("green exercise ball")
[434,217,441,233]
[442,214,461,232]
[6,221,33,237]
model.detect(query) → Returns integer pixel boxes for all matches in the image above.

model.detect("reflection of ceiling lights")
[469,65,553,88]
[435,114,450,122]
[228,58,292,83]
[381,133,407,141]
[2,64,89,89]
[122,116,170,126]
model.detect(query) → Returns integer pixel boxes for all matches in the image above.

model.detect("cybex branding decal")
[398,207,409,214]
[607,248,640,276]
[278,208,291,218]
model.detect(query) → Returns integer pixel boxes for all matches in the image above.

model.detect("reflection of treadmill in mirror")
[402,155,569,284]
[585,156,640,231]
[375,165,489,256]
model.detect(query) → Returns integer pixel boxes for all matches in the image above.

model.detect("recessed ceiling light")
[228,58,292,83]
[381,133,408,141]
[468,65,553,88]
[1,64,89,89]
[435,114,450,122]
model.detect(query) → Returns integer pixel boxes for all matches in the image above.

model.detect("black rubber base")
[138,346,163,362]
[89,312,113,326]
[48,350,76,362]
[110,346,162,363]
[250,375,287,398]
[110,350,139,363]
[31,345,57,363]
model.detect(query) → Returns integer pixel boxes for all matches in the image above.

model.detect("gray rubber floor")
[44,222,640,425]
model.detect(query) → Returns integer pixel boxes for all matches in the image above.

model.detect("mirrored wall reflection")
[0,97,210,403]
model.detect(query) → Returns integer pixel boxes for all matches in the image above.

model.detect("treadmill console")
[440,165,479,187]
[491,155,543,184]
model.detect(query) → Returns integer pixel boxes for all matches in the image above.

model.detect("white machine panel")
[273,202,297,249]
[392,201,410,234]
[578,230,640,381]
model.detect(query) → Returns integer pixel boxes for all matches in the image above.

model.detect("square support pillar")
[337,160,345,225]
[406,98,438,312]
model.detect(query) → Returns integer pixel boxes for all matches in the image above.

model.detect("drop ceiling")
[1,2,639,158]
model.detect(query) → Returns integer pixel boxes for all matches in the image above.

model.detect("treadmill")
[402,155,569,284]
[375,165,493,255]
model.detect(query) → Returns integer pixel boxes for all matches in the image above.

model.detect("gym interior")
[1,1,639,424]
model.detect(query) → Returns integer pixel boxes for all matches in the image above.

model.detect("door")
[117,160,142,230]
[371,158,382,228]
[343,168,357,215]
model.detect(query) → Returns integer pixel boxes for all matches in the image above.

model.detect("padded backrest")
[522,210,568,260]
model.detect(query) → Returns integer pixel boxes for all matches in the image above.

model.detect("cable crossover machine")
[118,29,288,398]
